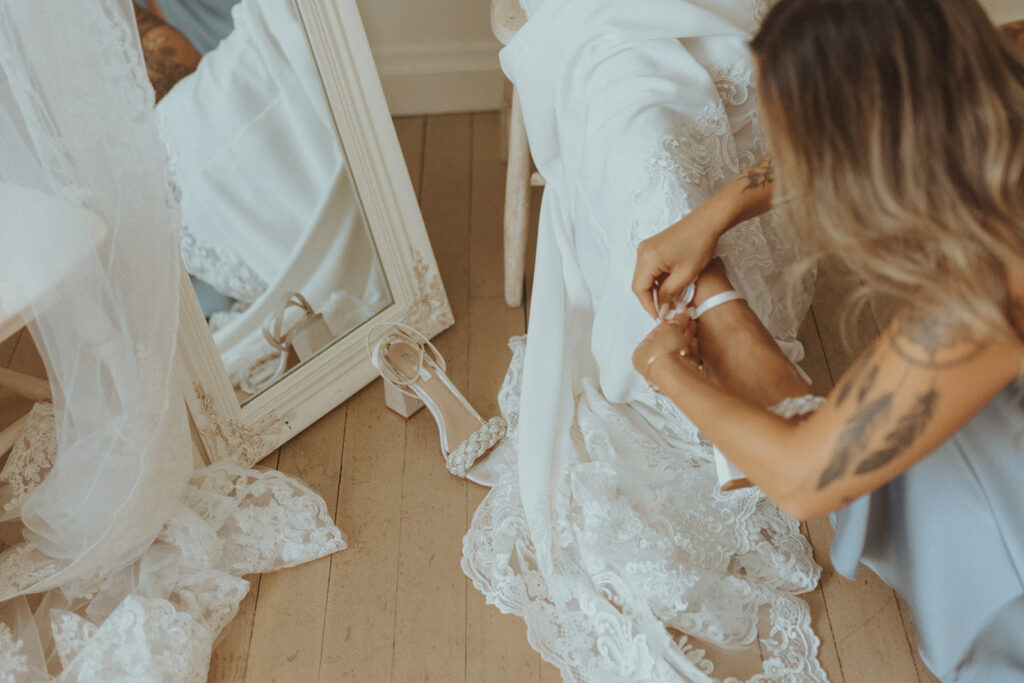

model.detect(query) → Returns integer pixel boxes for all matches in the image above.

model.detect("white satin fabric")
[157,0,390,391]
[0,2,345,679]
[462,0,824,679]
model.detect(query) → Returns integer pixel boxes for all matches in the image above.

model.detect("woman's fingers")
[632,247,663,319]
[657,270,694,313]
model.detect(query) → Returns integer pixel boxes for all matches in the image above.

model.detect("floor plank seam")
[389,412,411,682]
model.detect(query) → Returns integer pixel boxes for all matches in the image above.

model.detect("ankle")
[692,259,733,309]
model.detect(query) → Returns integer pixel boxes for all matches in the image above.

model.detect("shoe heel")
[384,380,424,418]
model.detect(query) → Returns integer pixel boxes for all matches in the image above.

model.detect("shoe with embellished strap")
[368,323,506,478]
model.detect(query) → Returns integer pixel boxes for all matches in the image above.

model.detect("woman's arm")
[1000,19,1024,48]
[636,275,1024,520]
[134,4,200,103]
[632,156,776,319]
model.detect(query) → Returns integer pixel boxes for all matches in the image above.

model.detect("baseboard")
[372,40,505,116]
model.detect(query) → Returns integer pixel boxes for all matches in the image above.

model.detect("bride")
[461,0,825,679]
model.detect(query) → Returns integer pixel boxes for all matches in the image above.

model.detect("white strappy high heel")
[242,292,335,395]
[368,323,507,478]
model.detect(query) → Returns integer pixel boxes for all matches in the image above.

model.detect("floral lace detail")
[0,460,345,678]
[749,0,772,27]
[177,223,268,304]
[770,395,826,420]
[0,623,29,682]
[51,610,97,670]
[176,462,347,574]
[0,403,56,515]
[0,544,67,602]
[155,106,268,305]
[463,337,827,682]
[630,101,740,248]
[628,57,812,349]
[60,596,211,683]
[710,64,754,109]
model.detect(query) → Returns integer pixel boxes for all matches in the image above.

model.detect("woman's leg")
[691,259,814,407]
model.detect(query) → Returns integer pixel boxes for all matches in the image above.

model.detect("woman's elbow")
[761,466,841,522]
[776,496,823,522]
[772,486,849,522]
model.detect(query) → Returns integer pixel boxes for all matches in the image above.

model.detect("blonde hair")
[751,0,1024,336]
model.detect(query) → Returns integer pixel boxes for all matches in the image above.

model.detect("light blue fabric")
[831,381,1024,682]
[137,0,238,54]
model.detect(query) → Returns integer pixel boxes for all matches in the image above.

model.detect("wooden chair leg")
[0,412,30,456]
[499,80,512,162]
[504,90,531,308]
[0,367,50,402]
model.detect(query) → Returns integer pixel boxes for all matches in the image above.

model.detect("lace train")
[0,407,346,681]
[463,338,827,681]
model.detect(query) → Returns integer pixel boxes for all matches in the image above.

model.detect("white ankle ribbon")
[690,290,744,319]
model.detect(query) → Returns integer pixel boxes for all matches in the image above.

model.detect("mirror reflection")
[136,0,391,403]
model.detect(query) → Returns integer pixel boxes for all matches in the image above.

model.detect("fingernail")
[658,303,669,319]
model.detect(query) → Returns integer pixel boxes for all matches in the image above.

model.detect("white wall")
[980,0,1023,25]
[355,0,504,116]
[357,0,1024,117]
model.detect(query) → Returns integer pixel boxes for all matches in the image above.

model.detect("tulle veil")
[0,1,345,678]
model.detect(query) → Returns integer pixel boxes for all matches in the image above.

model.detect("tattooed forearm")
[835,355,867,406]
[854,387,937,475]
[741,156,774,192]
[890,307,990,369]
[820,382,939,488]
[818,392,892,488]
[134,5,200,102]
[1001,20,1024,48]
[835,349,882,408]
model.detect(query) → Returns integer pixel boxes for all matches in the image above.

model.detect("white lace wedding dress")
[462,0,826,680]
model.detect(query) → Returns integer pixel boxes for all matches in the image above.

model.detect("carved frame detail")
[178,0,453,467]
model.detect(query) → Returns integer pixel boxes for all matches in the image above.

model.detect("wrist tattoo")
[740,156,774,192]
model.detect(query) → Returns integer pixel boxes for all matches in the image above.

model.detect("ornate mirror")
[169,0,453,466]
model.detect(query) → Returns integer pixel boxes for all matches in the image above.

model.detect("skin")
[1001,19,1024,48]
[633,260,1024,520]
[631,20,1024,518]
[133,4,200,102]
[632,155,775,319]
[632,20,1023,319]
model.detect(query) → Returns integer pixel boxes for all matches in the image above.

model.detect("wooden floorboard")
[196,112,940,682]
[391,113,473,682]
[803,260,927,683]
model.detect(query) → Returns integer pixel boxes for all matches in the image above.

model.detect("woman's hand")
[632,215,720,320]
[632,155,777,319]
[632,318,702,388]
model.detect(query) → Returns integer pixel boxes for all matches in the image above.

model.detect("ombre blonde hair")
[751,0,1024,337]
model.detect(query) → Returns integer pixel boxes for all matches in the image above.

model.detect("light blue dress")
[831,381,1024,682]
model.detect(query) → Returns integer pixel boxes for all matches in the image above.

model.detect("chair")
[0,183,105,452]
[491,0,545,308]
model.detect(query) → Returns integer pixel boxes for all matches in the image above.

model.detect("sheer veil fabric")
[462,0,825,679]
[0,2,345,679]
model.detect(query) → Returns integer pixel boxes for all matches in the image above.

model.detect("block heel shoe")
[369,323,506,478]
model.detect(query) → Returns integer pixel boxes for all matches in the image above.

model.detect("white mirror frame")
[178,0,453,467]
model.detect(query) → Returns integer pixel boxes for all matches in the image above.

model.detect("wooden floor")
[0,112,940,682]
